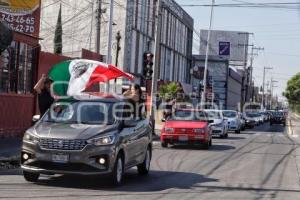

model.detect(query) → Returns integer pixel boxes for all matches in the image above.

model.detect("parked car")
[270,111,286,126]
[243,113,256,129]
[21,95,153,186]
[222,110,242,133]
[245,112,261,126]
[161,109,213,149]
[205,109,228,138]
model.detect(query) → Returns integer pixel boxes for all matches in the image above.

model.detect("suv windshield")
[42,101,116,125]
[246,113,260,117]
[206,111,221,119]
[222,111,237,118]
[169,110,207,121]
[272,112,284,117]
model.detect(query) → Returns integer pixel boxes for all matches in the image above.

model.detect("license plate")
[52,154,69,163]
[178,135,188,141]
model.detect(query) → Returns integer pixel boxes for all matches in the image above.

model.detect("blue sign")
[219,41,230,56]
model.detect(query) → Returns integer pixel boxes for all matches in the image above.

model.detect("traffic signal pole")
[149,0,162,131]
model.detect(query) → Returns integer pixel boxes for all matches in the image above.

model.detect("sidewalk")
[0,137,22,160]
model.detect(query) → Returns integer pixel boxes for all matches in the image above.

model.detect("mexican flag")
[48,59,134,97]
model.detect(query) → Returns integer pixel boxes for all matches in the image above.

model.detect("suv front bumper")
[21,140,117,175]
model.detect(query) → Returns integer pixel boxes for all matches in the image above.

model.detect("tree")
[284,72,300,105]
[54,4,62,54]
[158,82,180,100]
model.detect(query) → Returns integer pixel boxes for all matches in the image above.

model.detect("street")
[0,116,300,200]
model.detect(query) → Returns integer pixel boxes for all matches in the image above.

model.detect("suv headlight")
[23,132,39,143]
[87,135,116,146]
[194,128,205,134]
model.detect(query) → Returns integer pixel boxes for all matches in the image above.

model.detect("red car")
[160,109,213,149]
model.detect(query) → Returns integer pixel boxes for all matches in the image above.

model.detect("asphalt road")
[1,116,300,200]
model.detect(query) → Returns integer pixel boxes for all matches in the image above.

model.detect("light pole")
[262,67,272,110]
[270,78,278,109]
[107,0,114,64]
[200,0,215,108]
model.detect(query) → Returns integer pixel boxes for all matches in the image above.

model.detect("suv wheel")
[111,155,124,186]
[23,171,39,182]
[235,129,240,134]
[137,147,151,175]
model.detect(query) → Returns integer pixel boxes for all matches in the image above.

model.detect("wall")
[227,68,242,110]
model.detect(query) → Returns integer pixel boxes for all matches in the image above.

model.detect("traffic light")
[0,21,13,54]
[143,52,154,80]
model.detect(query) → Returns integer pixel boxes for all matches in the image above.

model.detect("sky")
[176,0,300,101]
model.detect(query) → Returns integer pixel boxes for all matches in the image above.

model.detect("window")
[0,41,36,94]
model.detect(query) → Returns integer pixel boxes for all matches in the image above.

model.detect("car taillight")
[164,127,174,133]
[194,128,205,134]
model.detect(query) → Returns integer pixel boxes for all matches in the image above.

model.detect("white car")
[222,110,242,133]
[205,109,228,138]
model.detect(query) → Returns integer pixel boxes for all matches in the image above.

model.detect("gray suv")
[21,96,152,185]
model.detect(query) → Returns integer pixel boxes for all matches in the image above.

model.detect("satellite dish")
[0,21,13,54]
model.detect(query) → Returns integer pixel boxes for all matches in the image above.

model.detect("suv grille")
[39,138,86,150]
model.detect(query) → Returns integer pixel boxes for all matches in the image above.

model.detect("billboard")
[0,0,41,37]
[200,30,249,65]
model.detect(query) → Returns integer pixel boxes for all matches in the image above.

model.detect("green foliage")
[158,82,180,100]
[284,72,300,104]
[54,4,62,54]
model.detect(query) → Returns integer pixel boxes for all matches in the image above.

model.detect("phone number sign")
[0,0,41,37]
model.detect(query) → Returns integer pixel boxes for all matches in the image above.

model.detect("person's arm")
[34,74,46,94]
[123,90,131,96]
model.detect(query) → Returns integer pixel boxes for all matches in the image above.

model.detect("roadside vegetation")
[284,72,300,114]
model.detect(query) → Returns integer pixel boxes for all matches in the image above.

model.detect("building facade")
[40,0,194,84]
[192,55,243,110]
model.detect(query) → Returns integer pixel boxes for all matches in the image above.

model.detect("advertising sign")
[0,0,41,37]
[219,41,230,56]
[200,30,249,64]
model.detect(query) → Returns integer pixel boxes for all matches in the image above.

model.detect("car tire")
[161,141,168,148]
[283,123,286,127]
[270,123,273,126]
[111,154,124,186]
[23,171,39,182]
[224,133,228,138]
[137,146,151,175]
[242,126,246,131]
[235,129,240,134]
[209,138,212,146]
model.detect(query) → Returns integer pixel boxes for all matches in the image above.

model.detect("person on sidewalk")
[34,74,54,116]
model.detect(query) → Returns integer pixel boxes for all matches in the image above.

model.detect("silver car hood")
[30,122,118,140]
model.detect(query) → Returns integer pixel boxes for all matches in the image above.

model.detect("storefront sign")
[0,0,41,37]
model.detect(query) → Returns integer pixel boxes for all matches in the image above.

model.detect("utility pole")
[262,67,272,110]
[266,81,270,109]
[270,78,278,109]
[248,46,263,102]
[96,0,102,54]
[107,0,114,64]
[201,0,215,108]
[149,0,162,129]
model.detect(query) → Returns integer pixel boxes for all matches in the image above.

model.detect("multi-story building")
[40,0,194,84]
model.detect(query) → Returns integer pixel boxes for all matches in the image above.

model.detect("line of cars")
[160,109,272,150]
[20,92,287,186]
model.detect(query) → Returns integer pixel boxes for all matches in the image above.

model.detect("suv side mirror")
[208,119,214,124]
[32,115,40,122]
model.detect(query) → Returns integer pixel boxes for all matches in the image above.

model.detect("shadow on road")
[168,144,235,151]
[35,170,218,191]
